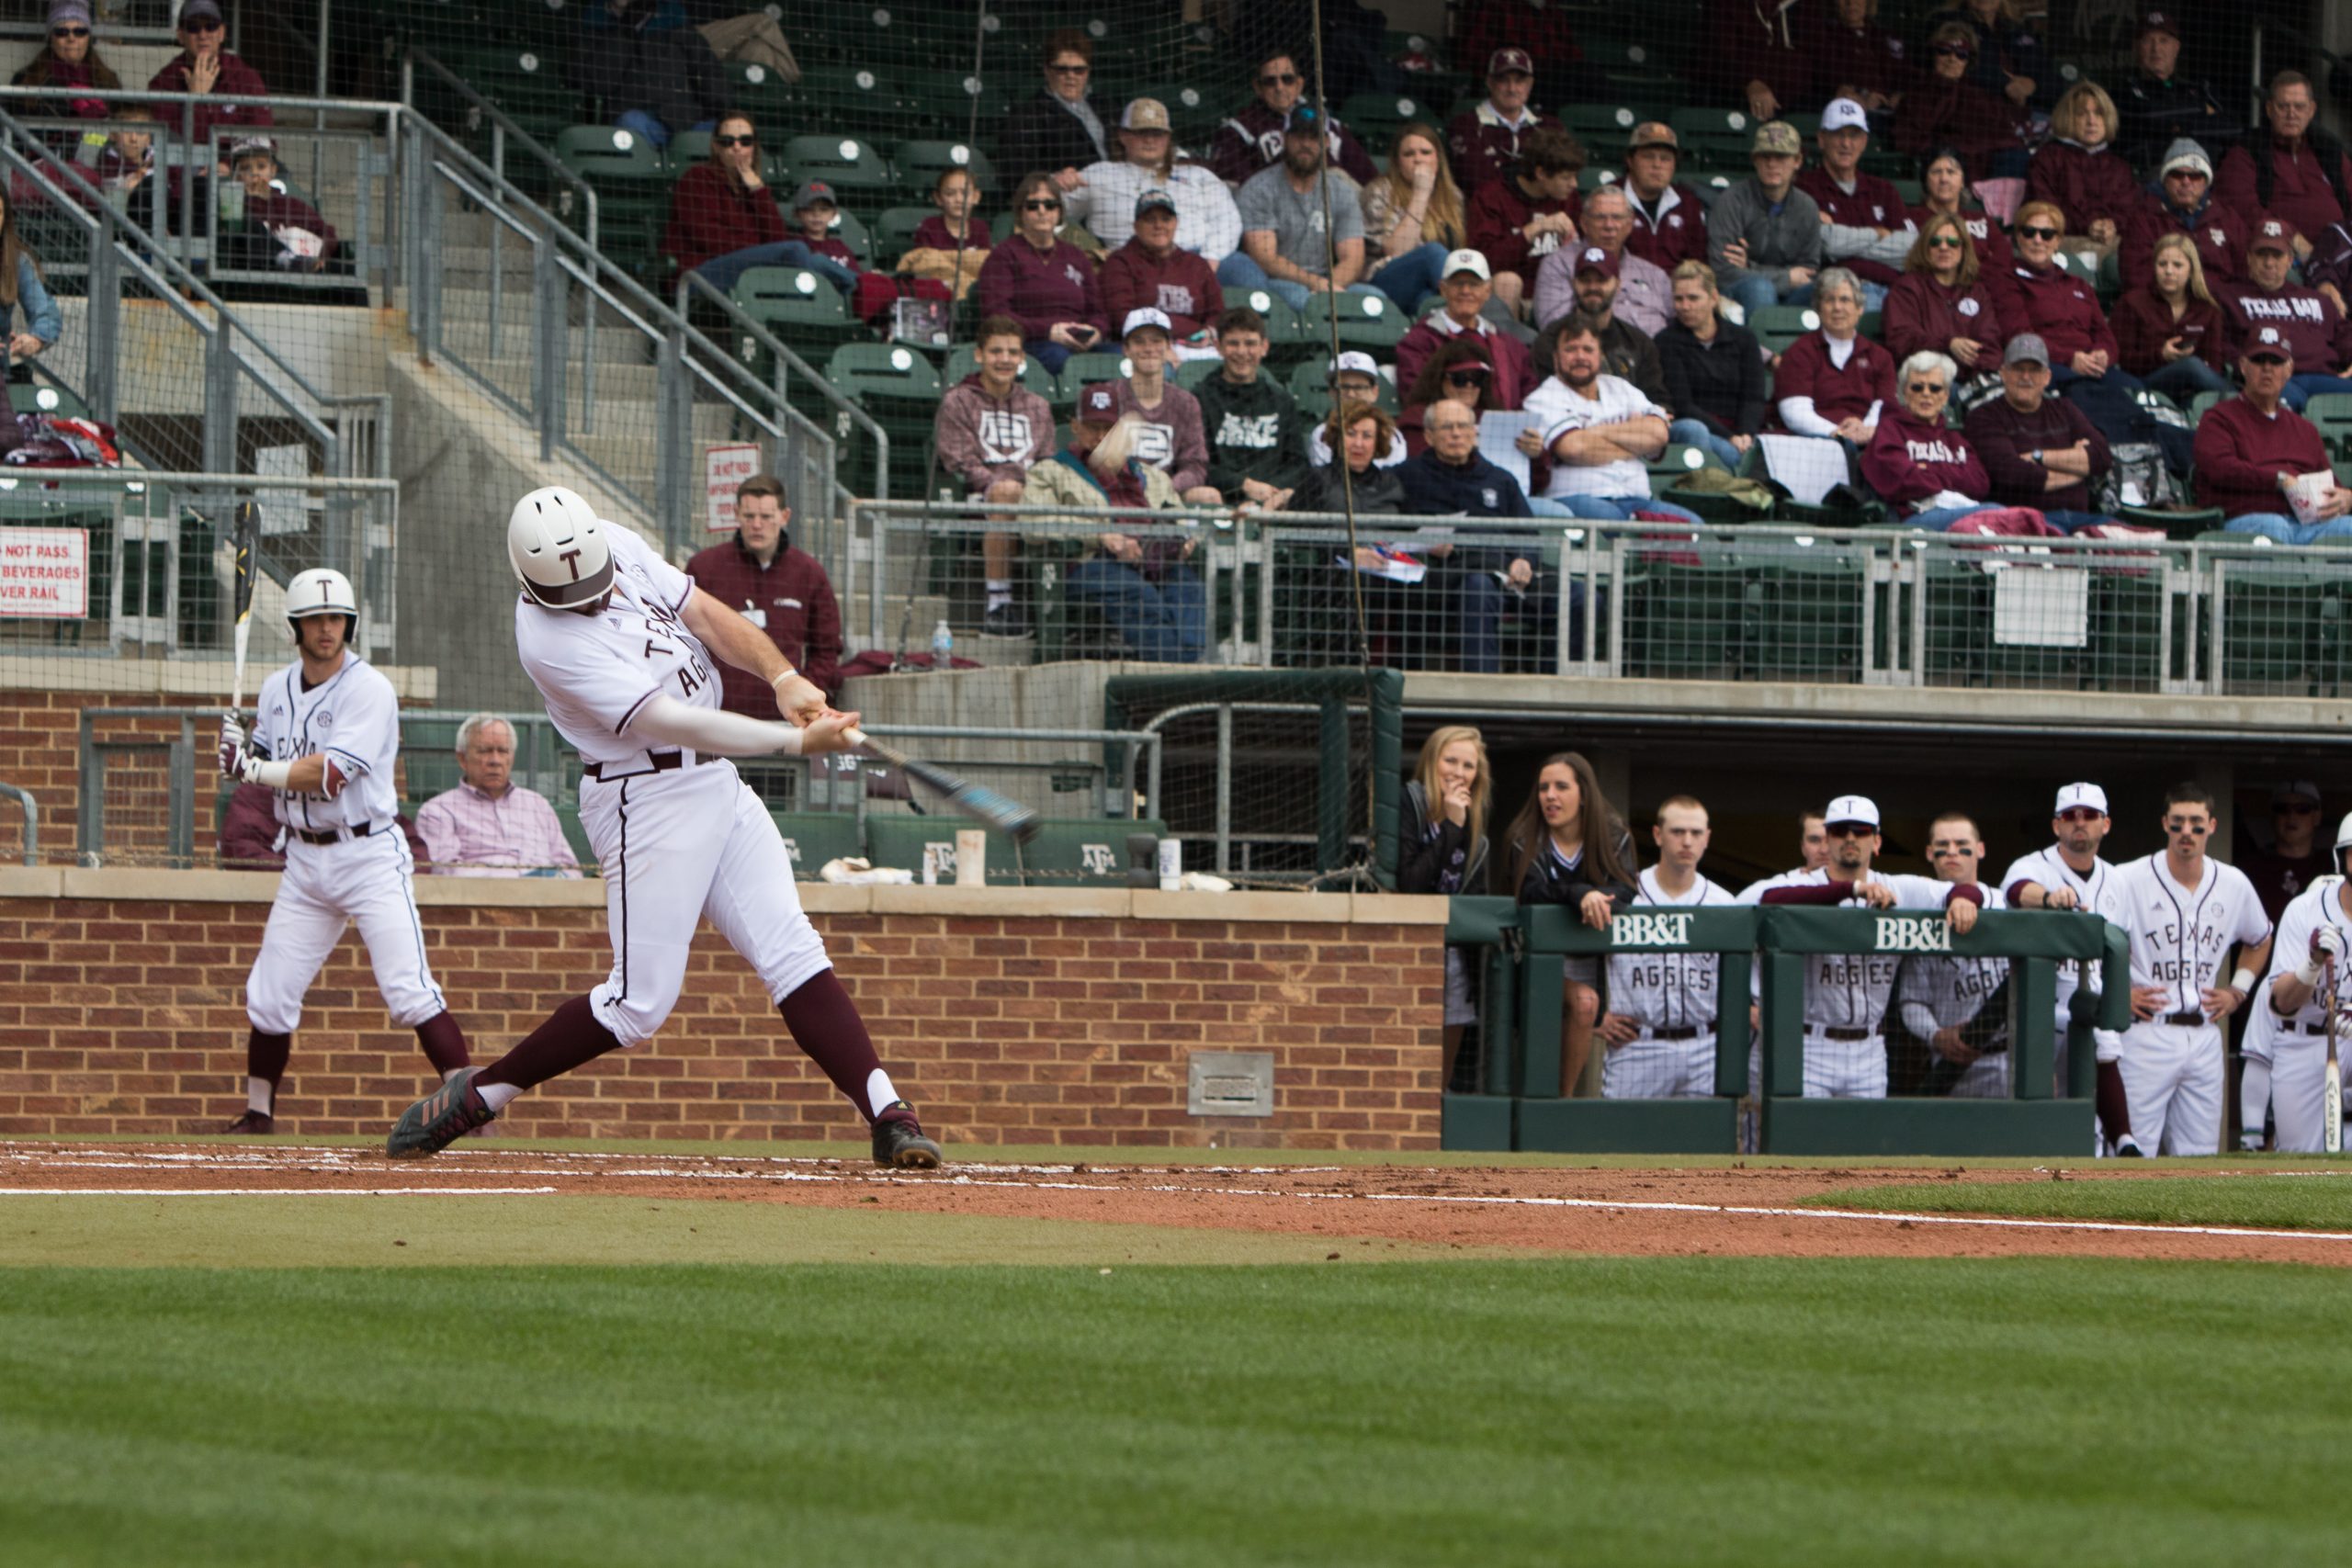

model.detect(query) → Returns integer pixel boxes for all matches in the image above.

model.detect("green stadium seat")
[1339,91,1444,153]
[1136,82,1232,147]
[769,812,865,879]
[731,266,862,369]
[720,60,794,125]
[1741,542,1868,682]
[1174,357,1224,392]
[790,65,902,141]
[552,123,670,276]
[1057,350,1134,397]
[1668,106,1758,169]
[829,343,946,497]
[780,134,896,196]
[1621,547,1745,680]
[1303,290,1408,351]
[892,141,998,198]
[1747,305,1820,356]
[871,205,934,261]
[1559,104,1647,152]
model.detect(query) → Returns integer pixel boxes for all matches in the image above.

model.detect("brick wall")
[0,874,1447,1150]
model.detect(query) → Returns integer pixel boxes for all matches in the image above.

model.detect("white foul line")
[0,1187,558,1197]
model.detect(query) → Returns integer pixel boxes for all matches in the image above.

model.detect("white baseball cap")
[1120,306,1173,339]
[1329,350,1379,378]
[1441,248,1491,280]
[1824,794,1880,829]
[1820,97,1871,134]
[2053,782,2109,815]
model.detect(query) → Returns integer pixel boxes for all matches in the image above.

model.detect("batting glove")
[217,713,248,780]
[2298,926,2347,984]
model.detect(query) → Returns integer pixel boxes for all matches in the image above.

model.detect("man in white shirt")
[2249,815,2352,1152]
[1599,795,1740,1099]
[1532,186,1673,335]
[1064,97,1243,262]
[1520,317,1703,522]
[2092,781,2274,1156]
[1998,781,2117,1114]
[1894,812,2012,1098]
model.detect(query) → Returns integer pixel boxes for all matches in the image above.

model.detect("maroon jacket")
[1624,183,1711,274]
[1883,271,2013,375]
[1111,379,1209,494]
[1701,0,1808,108]
[1908,205,2015,279]
[684,536,843,708]
[2007,261,2120,366]
[1894,77,2029,168]
[147,50,272,149]
[2192,395,2331,518]
[233,190,337,263]
[1862,408,1989,507]
[1807,15,1910,106]
[1467,169,1580,291]
[662,163,786,274]
[1394,315,1539,411]
[1098,241,1223,338]
[1205,102,1376,188]
[976,235,1106,340]
[10,55,113,120]
[1445,105,1562,193]
[1799,166,1912,288]
[2025,141,2142,234]
[2109,288,2229,378]
[2119,195,2248,295]
[2215,134,2352,242]
[2222,280,2352,372]
[1963,395,2109,512]
[1773,331,1896,428]
[910,215,989,252]
[220,782,285,868]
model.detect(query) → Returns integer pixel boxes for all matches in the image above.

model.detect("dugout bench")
[1442,900,2131,1156]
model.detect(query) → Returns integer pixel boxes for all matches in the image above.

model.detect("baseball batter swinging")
[2249,814,2352,1153]
[216,569,474,1132]
[2091,781,2273,1156]
[385,489,942,1167]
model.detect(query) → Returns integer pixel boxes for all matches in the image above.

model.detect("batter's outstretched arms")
[628,694,861,759]
[680,587,833,725]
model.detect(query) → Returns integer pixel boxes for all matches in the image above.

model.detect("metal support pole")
[85,239,118,426]
[0,782,39,865]
[1215,703,1233,874]
[532,236,561,462]
[201,321,238,480]
[168,723,193,868]
[654,327,691,556]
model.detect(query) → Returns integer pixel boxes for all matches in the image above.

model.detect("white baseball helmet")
[285,567,357,637]
[2335,811,2352,874]
[507,485,614,608]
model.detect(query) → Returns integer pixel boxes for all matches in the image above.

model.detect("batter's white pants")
[1803,1028,1887,1099]
[1602,1033,1717,1099]
[580,759,832,1048]
[244,827,447,1034]
[2253,1021,2352,1154]
[2116,1020,2224,1156]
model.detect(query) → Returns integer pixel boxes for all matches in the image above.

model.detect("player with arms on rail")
[385,489,943,1167]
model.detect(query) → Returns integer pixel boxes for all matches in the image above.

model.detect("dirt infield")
[7,1140,2352,1267]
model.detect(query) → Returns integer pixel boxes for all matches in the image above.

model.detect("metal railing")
[842,501,2352,697]
[399,49,596,254]
[0,780,37,866]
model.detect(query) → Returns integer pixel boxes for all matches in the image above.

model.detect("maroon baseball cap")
[1487,48,1534,78]
[2139,9,2182,39]
[1572,244,1620,279]
[2251,217,2298,254]
[1078,383,1120,423]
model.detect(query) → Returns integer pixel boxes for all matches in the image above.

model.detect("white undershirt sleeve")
[1778,396,1838,436]
[626,693,805,756]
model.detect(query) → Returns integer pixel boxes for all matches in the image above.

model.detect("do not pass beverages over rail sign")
[0,527,86,618]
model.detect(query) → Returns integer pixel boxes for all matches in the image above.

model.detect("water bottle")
[930,618,954,671]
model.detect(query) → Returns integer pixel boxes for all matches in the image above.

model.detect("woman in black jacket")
[1502,750,1637,1096]
[1001,29,1112,198]
[1655,260,1769,472]
[1398,724,1493,1088]
[1288,402,1420,667]
[1291,401,1406,514]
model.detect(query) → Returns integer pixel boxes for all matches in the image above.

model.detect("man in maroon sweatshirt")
[683,473,843,708]
[1962,333,2112,532]
[2224,219,2352,411]
[1796,98,1914,309]
[1099,189,1223,344]
[2196,329,2352,543]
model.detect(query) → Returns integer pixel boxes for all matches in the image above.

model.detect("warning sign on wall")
[0,527,87,618]
[706,445,763,534]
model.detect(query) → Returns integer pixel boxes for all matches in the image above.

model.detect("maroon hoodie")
[2109,288,2229,377]
[1862,407,1990,507]
[1883,271,2014,376]
[1099,240,1223,338]
[2025,141,2142,233]
[2192,395,2330,518]
[976,235,1106,340]
[2222,279,2352,372]
[1798,165,1910,288]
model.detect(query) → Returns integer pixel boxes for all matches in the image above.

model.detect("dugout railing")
[1442,902,2130,1156]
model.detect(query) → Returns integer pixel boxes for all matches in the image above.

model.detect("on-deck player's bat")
[2326,953,2343,1155]
[844,727,1040,844]
[226,502,261,716]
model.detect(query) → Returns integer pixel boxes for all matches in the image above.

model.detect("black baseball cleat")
[221,1110,274,1135]
[386,1068,499,1158]
[2111,1135,2147,1158]
[872,1101,944,1169]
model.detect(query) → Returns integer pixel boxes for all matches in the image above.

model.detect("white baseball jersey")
[1998,845,2112,1023]
[2260,875,2352,1034]
[1897,882,2010,1040]
[250,654,401,832]
[2095,853,2272,1019]
[514,524,718,769]
[1738,866,1977,1032]
[1605,866,1736,1035]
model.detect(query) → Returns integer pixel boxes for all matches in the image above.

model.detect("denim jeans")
[1530,492,1706,524]
[2050,367,2191,477]
[2223,512,2352,545]
[2141,356,2230,403]
[2283,372,2352,412]
[692,241,861,299]
[2038,509,2114,534]
[1070,558,1208,661]
[1905,502,2000,531]
[1668,417,1746,471]
[613,110,715,150]
[1458,573,1586,673]
[1365,242,1450,314]
[1216,251,1384,313]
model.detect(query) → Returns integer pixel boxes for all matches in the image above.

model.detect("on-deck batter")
[385,488,942,1167]
[2250,814,2352,1153]
[2092,781,2273,1156]
[215,569,473,1132]
[1599,795,1737,1100]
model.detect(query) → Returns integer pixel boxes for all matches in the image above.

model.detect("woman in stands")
[1291,401,1406,513]
[977,173,1109,375]
[1895,26,2030,178]
[1655,261,1768,472]
[2027,83,2138,257]
[1772,267,1894,451]
[1860,351,2000,529]
[147,0,271,164]
[660,114,857,298]
[0,188,60,456]
[1001,29,1110,199]
[1883,213,2013,390]
[1400,725,1494,1089]
[13,3,118,141]
[1923,0,2055,113]
[1908,147,2012,276]
[1357,122,1467,313]
[1504,752,1636,1101]
[2109,231,2233,404]
[1398,335,1505,457]
[2008,198,2190,474]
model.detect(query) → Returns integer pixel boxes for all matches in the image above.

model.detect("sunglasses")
[51,26,89,39]
[1047,62,1090,74]
[1906,381,1948,394]
[1444,369,1490,385]
[2017,224,2061,240]
[1259,73,1302,86]
[1935,44,1973,58]
[183,18,223,32]
[2057,808,2104,823]
[712,134,755,148]
[2165,168,2208,179]
[1926,234,1965,250]
[2278,802,2323,815]
[2165,820,2212,835]
[1023,197,1063,210]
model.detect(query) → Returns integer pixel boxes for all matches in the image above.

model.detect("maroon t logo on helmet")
[560,547,582,581]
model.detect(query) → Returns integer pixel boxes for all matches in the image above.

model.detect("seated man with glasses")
[1208,51,1376,189]
[147,0,270,175]
[1218,107,1384,311]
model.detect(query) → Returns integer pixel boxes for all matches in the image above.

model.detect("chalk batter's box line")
[0,1187,560,1197]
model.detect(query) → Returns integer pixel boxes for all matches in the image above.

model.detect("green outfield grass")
[3,1250,2347,1566]
[1814,1172,2352,1231]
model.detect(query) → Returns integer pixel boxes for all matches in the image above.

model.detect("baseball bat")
[845,727,1040,844]
[226,502,260,715]
[2326,953,2343,1156]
